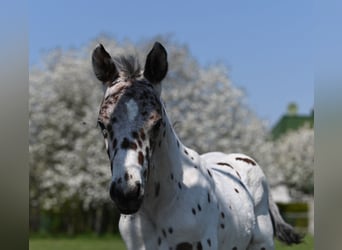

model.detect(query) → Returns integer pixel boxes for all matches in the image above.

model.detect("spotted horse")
[91,42,302,250]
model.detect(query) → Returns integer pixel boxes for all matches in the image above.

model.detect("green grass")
[30,234,313,250]
[29,235,126,250]
[275,235,314,250]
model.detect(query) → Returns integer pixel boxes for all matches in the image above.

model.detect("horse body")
[119,146,270,249]
[91,42,302,250]
[202,152,275,250]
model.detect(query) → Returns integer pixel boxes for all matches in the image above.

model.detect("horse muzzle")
[109,181,143,214]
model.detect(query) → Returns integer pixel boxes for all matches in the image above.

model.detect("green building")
[271,103,314,140]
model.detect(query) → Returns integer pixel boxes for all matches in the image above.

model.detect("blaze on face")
[92,42,168,214]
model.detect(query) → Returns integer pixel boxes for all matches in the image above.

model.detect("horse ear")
[92,44,119,83]
[144,42,168,84]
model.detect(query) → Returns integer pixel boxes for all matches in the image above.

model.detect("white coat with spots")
[91,42,302,250]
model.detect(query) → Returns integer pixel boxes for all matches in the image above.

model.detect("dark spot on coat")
[232,247,237,250]
[220,223,225,229]
[132,131,139,139]
[178,182,182,189]
[235,157,256,166]
[158,237,161,245]
[124,172,129,181]
[196,242,203,250]
[129,141,137,150]
[207,193,211,203]
[121,138,130,149]
[236,171,241,179]
[197,204,201,211]
[184,149,189,155]
[140,128,146,141]
[162,228,167,238]
[192,208,196,215]
[207,169,212,178]
[217,162,233,168]
[234,188,239,193]
[176,242,192,250]
[221,212,225,218]
[168,227,173,234]
[138,151,144,165]
[207,239,211,247]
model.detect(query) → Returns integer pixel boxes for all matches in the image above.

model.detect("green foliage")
[271,114,314,141]
[277,202,308,213]
[277,202,309,232]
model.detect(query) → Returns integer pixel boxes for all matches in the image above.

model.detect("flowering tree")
[257,126,314,198]
[164,65,267,155]
[30,50,108,212]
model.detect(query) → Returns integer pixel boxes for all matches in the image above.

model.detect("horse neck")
[142,105,200,213]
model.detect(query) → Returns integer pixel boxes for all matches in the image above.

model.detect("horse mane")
[113,55,141,79]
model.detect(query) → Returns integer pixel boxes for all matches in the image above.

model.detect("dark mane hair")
[113,55,141,80]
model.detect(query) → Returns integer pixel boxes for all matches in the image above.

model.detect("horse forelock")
[113,55,142,81]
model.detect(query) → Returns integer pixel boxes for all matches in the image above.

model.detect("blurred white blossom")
[257,126,314,198]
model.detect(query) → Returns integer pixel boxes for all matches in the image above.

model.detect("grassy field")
[30,234,314,250]
[29,235,126,250]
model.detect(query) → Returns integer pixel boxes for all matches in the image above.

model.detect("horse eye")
[149,119,162,141]
[97,121,105,130]
[153,119,162,131]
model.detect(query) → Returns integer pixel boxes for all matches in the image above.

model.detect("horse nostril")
[135,183,141,197]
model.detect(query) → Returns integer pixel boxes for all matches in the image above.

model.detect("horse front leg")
[119,214,159,250]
